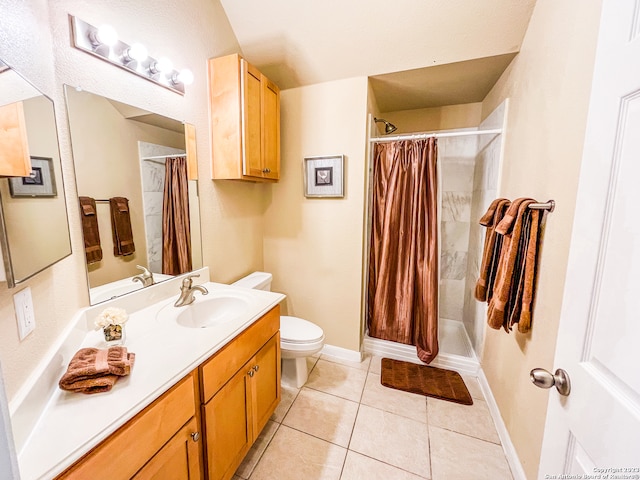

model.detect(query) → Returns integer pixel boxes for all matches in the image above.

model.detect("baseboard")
[320,344,363,363]
[362,335,480,376]
[477,369,526,480]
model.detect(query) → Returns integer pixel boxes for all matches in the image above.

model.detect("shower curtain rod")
[141,154,186,160]
[369,128,502,143]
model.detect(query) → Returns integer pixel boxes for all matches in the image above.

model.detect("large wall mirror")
[64,86,203,304]
[0,59,72,287]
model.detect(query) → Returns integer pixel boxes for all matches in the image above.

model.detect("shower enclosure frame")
[361,112,507,374]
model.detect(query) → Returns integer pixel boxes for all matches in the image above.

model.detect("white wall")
[263,77,369,352]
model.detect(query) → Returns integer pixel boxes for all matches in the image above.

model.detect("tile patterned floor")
[233,355,513,480]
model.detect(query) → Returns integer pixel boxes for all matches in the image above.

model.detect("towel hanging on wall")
[478,197,546,334]
[109,197,135,256]
[79,196,103,264]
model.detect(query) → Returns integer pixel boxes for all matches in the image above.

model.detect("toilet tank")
[231,272,272,291]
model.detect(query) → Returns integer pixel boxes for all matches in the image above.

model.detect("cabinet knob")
[253,365,260,372]
[191,432,200,442]
[248,369,255,377]
[262,168,271,174]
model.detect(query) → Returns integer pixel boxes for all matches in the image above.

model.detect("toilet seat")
[280,316,324,344]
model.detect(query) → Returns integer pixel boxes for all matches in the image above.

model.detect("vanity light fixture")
[69,15,191,95]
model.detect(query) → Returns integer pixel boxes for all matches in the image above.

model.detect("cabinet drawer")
[57,373,197,480]
[200,306,279,403]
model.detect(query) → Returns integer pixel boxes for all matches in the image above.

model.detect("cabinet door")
[249,333,281,436]
[133,418,201,480]
[0,101,31,176]
[261,76,280,180]
[242,60,263,178]
[204,367,251,480]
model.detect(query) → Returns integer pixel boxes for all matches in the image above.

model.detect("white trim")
[477,369,527,480]
[320,344,363,363]
[362,336,480,376]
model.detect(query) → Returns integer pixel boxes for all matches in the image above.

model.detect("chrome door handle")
[530,368,571,396]
[248,369,255,377]
[191,432,200,442]
[253,365,259,372]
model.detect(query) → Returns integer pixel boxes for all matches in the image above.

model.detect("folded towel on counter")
[59,347,135,394]
[475,198,510,302]
[109,197,135,256]
[79,196,103,264]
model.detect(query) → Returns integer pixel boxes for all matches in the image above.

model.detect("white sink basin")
[160,291,251,328]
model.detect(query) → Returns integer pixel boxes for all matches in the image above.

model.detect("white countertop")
[15,279,284,480]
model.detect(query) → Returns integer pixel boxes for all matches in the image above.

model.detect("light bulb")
[126,43,148,62]
[176,69,194,85]
[154,57,173,74]
[92,24,118,47]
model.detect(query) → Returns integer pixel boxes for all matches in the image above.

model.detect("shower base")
[363,318,479,375]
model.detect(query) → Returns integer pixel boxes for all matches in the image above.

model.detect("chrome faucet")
[132,265,155,287]
[174,274,208,307]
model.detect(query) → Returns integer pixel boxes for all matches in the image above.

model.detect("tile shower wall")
[439,135,477,323]
[138,142,186,273]
[462,101,506,356]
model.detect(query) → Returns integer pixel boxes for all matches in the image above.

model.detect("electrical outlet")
[14,287,35,340]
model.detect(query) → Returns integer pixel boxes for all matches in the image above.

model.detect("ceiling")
[219,0,535,112]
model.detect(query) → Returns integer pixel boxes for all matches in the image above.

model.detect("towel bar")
[528,200,555,212]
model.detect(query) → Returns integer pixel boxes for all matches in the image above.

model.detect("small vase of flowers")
[95,307,128,346]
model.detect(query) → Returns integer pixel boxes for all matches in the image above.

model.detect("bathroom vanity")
[12,270,284,480]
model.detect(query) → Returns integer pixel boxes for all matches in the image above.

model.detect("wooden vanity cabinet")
[209,54,280,182]
[56,372,202,480]
[200,306,281,480]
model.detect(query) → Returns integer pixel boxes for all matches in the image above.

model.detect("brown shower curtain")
[367,138,439,363]
[162,156,192,275]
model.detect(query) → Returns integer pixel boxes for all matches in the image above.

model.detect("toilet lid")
[280,316,324,344]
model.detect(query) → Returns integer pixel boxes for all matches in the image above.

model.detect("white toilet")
[232,272,325,388]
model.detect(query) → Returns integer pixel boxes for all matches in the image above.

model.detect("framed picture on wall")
[303,155,344,198]
[9,156,57,197]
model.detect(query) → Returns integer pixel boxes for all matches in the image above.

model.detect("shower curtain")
[367,138,439,363]
[162,156,192,275]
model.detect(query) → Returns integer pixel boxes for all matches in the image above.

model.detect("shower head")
[374,117,398,135]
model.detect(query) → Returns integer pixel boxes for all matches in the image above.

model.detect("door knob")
[191,432,200,442]
[530,368,571,396]
[248,369,255,377]
[253,365,259,372]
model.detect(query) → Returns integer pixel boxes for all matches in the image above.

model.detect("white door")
[538,1,640,478]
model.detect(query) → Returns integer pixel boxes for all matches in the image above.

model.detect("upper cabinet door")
[0,101,31,177]
[261,76,280,180]
[242,60,264,178]
[209,54,280,182]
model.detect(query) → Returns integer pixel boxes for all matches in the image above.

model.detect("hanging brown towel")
[486,198,536,331]
[514,208,542,333]
[109,197,135,256]
[79,196,103,264]
[475,198,510,302]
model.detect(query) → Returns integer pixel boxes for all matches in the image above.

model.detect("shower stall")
[363,101,508,374]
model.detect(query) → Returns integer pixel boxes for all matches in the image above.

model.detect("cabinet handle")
[262,168,271,174]
[191,432,200,442]
[253,365,260,372]
[248,369,255,377]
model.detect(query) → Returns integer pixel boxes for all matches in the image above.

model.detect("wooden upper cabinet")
[209,54,280,182]
[0,101,32,177]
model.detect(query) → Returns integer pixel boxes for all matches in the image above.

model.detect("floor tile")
[461,375,484,400]
[429,426,512,480]
[271,384,299,423]
[361,372,427,423]
[305,359,367,402]
[340,451,427,480]
[235,421,279,479]
[428,397,500,444]
[249,425,347,480]
[369,356,382,375]
[283,388,359,447]
[320,353,371,371]
[349,404,430,478]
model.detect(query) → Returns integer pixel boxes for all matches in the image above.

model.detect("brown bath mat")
[380,358,473,405]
